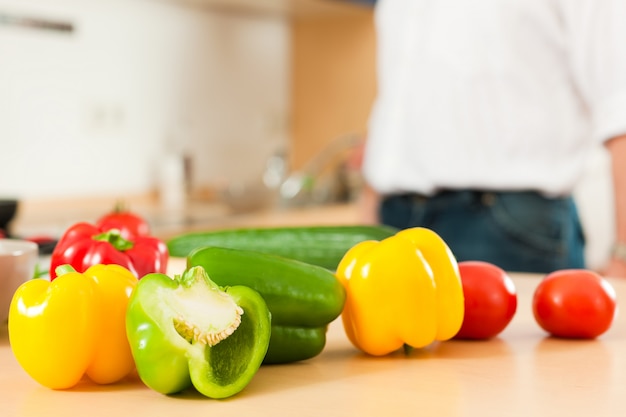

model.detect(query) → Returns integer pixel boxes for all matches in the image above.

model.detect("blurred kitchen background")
[0,0,615,270]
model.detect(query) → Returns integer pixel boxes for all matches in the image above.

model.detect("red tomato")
[96,208,150,238]
[454,261,517,340]
[532,269,617,339]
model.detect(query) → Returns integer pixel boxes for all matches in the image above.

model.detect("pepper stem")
[92,229,134,251]
[55,264,77,277]
[113,200,128,213]
[403,344,414,356]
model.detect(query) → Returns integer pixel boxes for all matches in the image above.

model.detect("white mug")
[0,239,38,323]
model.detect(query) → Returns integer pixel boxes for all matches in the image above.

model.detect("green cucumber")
[168,224,398,270]
[264,326,328,365]
[187,246,345,327]
[187,246,346,363]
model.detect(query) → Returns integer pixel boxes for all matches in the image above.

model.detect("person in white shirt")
[360,0,626,276]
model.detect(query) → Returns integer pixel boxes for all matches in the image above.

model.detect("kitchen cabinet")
[290,2,376,169]
[178,0,378,176]
[174,0,372,17]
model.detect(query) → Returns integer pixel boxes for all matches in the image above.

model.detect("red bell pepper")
[49,222,168,280]
[95,203,151,238]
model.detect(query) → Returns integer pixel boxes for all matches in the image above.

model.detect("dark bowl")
[0,199,19,233]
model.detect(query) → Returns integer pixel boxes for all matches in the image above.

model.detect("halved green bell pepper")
[125,266,271,399]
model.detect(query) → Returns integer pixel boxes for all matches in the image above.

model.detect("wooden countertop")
[1,265,625,416]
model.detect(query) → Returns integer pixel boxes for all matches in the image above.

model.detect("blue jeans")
[380,190,585,273]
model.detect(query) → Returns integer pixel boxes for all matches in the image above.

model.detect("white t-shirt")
[363,0,626,197]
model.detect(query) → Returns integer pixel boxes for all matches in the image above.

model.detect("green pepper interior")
[206,308,256,385]
[170,267,243,347]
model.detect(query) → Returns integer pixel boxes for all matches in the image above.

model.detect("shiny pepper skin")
[49,222,168,280]
[8,264,138,389]
[336,227,465,356]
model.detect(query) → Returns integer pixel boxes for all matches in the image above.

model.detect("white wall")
[0,0,290,199]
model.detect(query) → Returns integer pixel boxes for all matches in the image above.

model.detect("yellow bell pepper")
[8,264,138,389]
[336,227,464,356]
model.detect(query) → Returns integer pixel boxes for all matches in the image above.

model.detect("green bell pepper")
[125,266,271,399]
